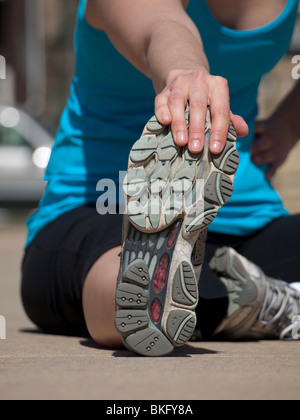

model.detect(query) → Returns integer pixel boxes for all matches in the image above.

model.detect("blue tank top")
[25,0,299,247]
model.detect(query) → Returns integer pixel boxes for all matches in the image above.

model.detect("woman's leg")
[21,207,124,346]
[82,246,123,348]
[196,214,300,338]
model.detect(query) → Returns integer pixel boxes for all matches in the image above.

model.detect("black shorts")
[21,206,300,338]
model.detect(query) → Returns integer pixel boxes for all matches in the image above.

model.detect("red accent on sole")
[167,222,179,249]
[154,253,170,293]
[150,298,162,324]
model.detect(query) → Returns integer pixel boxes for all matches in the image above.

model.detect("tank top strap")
[77,0,86,22]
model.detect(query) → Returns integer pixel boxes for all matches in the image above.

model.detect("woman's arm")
[252,80,300,180]
[272,79,300,139]
[88,0,248,153]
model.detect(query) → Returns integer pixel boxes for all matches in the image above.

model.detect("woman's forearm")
[89,0,248,153]
[145,20,210,93]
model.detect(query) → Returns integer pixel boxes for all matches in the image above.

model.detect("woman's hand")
[252,80,300,180]
[154,68,249,155]
[252,116,299,181]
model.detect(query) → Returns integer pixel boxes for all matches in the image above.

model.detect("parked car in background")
[0,106,53,206]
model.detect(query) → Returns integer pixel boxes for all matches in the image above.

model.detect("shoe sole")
[115,107,238,356]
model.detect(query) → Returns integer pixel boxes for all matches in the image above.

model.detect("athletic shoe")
[210,247,300,340]
[114,107,239,356]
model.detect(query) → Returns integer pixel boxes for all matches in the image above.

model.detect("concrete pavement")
[0,225,299,401]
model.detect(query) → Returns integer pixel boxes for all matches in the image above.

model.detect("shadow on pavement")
[79,337,219,357]
[111,345,219,358]
[79,336,219,357]
[19,328,219,357]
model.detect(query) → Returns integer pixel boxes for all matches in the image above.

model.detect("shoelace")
[257,279,300,340]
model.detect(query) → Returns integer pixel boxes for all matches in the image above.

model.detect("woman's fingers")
[209,77,231,154]
[154,91,172,126]
[231,113,249,138]
[155,87,189,147]
[155,70,248,155]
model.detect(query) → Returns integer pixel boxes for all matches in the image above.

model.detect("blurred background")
[0,0,299,230]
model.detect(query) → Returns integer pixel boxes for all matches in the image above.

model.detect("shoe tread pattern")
[124,107,238,236]
[115,223,198,356]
